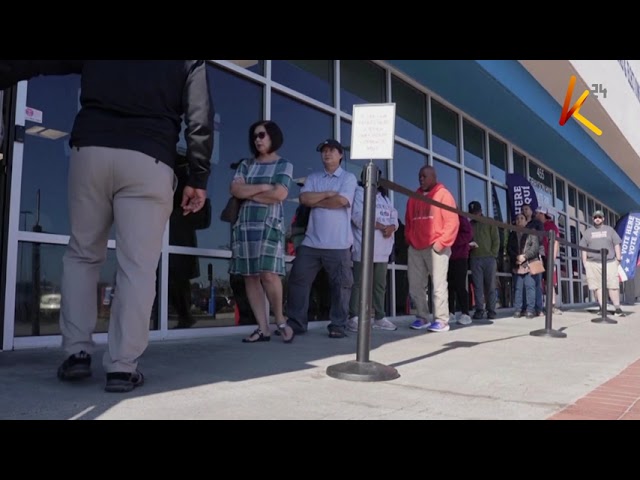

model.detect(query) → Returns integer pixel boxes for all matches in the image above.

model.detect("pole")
[592,247,617,324]
[530,229,566,338]
[326,162,399,382]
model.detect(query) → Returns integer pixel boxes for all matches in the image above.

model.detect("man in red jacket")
[406,166,460,332]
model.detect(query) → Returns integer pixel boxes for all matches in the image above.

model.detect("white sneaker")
[346,316,359,332]
[372,317,397,331]
[457,314,472,326]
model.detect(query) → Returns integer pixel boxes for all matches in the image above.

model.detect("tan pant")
[408,245,451,323]
[585,260,620,291]
[60,146,175,373]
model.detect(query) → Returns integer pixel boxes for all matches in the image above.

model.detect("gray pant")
[60,146,175,373]
[349,261,388,320]
[470,256,497,314]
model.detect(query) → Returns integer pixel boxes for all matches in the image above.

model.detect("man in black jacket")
[1,60,214,392]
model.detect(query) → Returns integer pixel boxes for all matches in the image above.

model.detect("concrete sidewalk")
[1,305,639,420]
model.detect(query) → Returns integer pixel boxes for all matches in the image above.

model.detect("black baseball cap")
[468,201,482,213]
[316,139,344,153]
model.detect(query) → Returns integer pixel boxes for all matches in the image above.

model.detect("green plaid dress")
[230,157,293,276]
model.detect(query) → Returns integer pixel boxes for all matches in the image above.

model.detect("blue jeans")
[514,273,535,314]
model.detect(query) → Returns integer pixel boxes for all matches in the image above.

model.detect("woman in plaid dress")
[230,120,295,343]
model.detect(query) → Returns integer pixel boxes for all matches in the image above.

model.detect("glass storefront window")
[431,99,459,162]
[463,120,486,174]
[14,242,122,337]
[271,60,334,106]
[568,186,577,219]
[433,159,460,208]
[578,192,586,222]
[339,60,386,115]
[20,74,83,236]
[391,143,427,223]
[167,255,238,329]
[489,135,507,184]
[392,75,427,148]
[529,160,554,208]
[557,214,569,278]
[465,173,487,214]
[271,91,334,245]
[513,150,527,177]
[555,178,565,212]
[228,60,264,76]
[200,65,263,252]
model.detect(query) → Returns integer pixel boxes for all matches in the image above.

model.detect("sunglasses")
[253,131,267,140]
[593,215,604,219]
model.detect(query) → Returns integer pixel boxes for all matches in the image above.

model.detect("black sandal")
[242,328,270,343]
[328,327,346,339]
[278,323,295,344]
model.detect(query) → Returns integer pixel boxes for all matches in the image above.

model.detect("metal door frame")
[2,81,27,351]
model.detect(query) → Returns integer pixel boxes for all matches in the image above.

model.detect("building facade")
[1,59,639,351]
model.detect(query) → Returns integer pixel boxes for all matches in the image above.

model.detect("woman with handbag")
[228,120,295,343]
[507,213,541,319]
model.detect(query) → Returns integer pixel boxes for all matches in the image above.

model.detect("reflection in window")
[200,65,263,251]
[14,242,120,337]
[573,282,581,305]
[167,255,239,329]
[340,120,387,180]
[272,91,334,233]
[489,136,507,184]
[431,99,459,162]
[587,198,594,219]
[392,75,427,147]
[272,60,333,105]
[20,74,81,236]
[433,159,460,208]
[340,60,386,115]
[463,120,486,174]
[513,150,527,177]
[228,60,264,76]
[465,173,487,214]
[569,219,578,259]
[555,178,565,212]
[391,143,427,223]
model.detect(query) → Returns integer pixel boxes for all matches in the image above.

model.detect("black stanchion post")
[530,229,566,338]
[326,162,399,382]
[592,247,617,324]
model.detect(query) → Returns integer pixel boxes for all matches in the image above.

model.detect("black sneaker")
[472,310,484,320]
[487,311,497,320]
[614,308,626,317]
[57,351,92,381]
[105,371,144,393]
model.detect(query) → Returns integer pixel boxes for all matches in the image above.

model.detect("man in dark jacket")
[1,61,214,392]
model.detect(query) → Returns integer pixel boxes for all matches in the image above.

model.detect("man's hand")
[181,186,207,215]
[382,225,395,238]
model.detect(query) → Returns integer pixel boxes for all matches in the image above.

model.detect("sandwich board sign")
[350,103,396,160]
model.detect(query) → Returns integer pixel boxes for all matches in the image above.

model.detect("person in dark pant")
[468,201,500,320]
[286,139,358,338]
[1,61,214,392]
[448,214,473,325]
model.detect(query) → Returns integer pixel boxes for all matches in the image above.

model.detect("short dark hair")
[248,120,284,156]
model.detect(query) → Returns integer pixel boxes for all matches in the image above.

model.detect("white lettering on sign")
[350,103,396,160]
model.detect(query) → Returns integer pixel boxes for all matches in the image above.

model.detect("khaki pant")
[60,146,175,373]
[408,245,451,323]
[584,260,620,291]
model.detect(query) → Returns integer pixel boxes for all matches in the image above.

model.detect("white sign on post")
[350,103,396,160]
